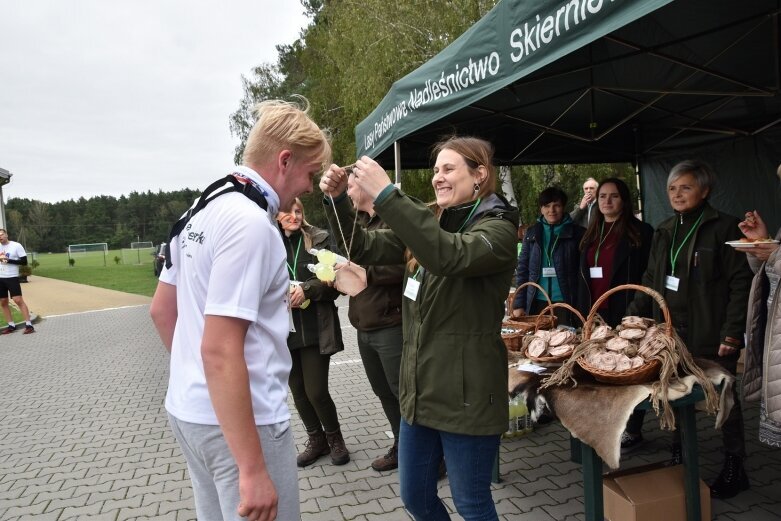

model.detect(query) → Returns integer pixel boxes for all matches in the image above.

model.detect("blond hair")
[243,96,331,169]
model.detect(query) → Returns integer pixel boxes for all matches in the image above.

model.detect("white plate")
[725,240,779,248]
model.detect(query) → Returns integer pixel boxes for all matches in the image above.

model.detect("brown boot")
[371,439,398,471]
[296,429,329,467]
[325,429,350,465]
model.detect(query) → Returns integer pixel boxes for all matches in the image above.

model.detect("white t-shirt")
[0,240,27,278]
[161,168,292,426]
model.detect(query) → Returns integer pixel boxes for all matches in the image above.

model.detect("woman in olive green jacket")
[321,137,518,521]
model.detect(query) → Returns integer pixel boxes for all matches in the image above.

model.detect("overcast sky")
[0,1,309,203]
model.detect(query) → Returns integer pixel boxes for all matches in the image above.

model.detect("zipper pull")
[680,213,683,224]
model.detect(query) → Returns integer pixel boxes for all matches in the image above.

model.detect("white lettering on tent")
[509,0,615,64]
[360,49,502,153]
[366,100,409,151]
[408,52,500,111]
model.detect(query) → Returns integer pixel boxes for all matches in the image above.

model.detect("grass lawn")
[30,250,159,297]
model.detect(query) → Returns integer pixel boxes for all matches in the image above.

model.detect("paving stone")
[0,303,778,521]
[158,498,196,516]
[301,506,347,521]
[113,503,161,520]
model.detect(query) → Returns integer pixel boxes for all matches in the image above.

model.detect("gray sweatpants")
[168,414,300,520]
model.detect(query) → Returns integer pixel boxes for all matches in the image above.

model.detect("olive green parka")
[326,189,519,435]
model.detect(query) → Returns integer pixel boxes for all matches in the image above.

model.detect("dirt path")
[19,276,152,318]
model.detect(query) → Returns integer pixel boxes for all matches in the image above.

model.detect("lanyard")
[286,236,302,279]
[456,198,481,233]
[544,225,560,267]
[593,220,616,267]
[669,210,705,276]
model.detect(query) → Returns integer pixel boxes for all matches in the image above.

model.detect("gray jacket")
[570,202,596,229]
[743,228,781,424]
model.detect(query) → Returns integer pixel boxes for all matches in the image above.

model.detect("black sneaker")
[23,325,35,334]
[620,431,644,454]
[0,325,16,335]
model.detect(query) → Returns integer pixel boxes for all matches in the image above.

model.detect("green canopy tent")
[355,0,781,228]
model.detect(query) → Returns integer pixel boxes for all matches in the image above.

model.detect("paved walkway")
[0,291,779,520]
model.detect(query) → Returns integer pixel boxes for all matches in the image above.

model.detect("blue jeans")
[399,419,500,521]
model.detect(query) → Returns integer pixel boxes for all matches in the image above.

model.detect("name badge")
[664,275,680,292]
[542,267,557,278]
[589,267,603,279]
[404,277,421,301]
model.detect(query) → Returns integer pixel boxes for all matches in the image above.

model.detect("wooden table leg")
[581,443,603,521]
[678,404,701,521]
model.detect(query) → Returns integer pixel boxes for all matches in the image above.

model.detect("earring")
[473,183,480,193]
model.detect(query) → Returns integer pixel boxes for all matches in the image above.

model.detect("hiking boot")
[1,325,16,335]
[710,453,750,499]
[371,440,398,472]
[325,429,350,465]
[620,431,644,454]
[23,325,35,334]
[296,429,329,467]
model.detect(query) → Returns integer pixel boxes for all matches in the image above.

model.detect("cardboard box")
[603,464,711,521]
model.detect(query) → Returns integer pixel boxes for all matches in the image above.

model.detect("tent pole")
[394,141,401,187]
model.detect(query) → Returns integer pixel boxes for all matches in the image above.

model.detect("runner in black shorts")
[0,229,34,334]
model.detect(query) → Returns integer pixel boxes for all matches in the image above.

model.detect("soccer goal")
[121,246,154,265]
[130,241,153,249]
[67,243,108,267]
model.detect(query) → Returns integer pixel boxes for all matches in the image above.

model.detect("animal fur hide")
[508,358,735,469]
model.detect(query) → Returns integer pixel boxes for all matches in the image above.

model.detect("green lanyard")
[412,198,480,283]
[593,220,616,267]
[669,210,705,276]
[456,198,481,233]
[286,236,302,279]
[544,225,560,267]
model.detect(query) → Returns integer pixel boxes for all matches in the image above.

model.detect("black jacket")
[627,203,752,356]
[283,226,344,355]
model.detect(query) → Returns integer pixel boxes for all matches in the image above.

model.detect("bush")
[31,259,40,270]
[19,265,32,278]
[68,258,76,267]
[114,255,121,265]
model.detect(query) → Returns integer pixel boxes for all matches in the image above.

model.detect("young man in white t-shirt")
[0,229,35,334]
[150,98,330,521]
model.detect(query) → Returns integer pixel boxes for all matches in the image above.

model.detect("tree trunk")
[498,166,520,220]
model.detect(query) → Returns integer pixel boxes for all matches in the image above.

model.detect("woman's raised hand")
[738,210,769,240]
[320,164,349,197]
[352,156,392,201]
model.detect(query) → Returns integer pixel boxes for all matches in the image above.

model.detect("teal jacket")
[325,189,519,435]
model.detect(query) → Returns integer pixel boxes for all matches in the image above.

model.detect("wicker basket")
[523,303,585,364]
[501,324,526,352]
[577,284,668,385]
[504,281,557,331]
